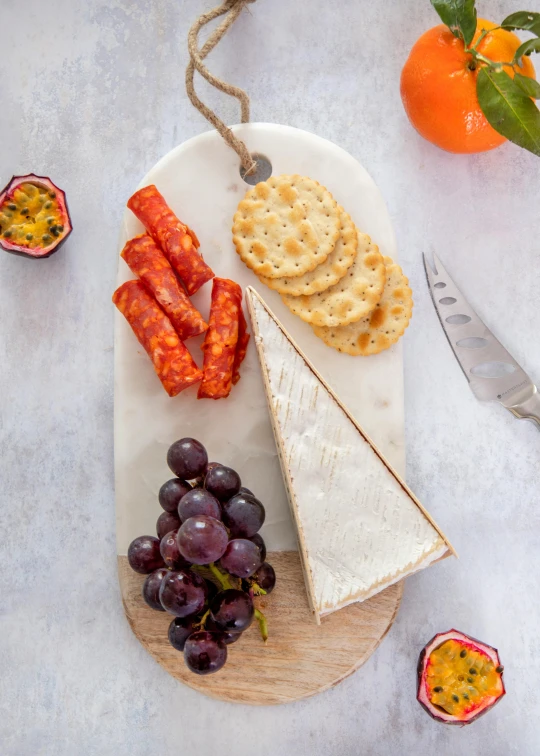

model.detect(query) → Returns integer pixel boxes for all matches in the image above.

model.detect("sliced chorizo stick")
[113,280,202,397]
[198,278,242,400]
[127,185,214,296]
[232,307,249,386]
[121,234,208,341]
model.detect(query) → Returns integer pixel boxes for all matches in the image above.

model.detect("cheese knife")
[423,253,540,428]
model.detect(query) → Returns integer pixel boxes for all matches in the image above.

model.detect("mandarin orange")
[400,19,536,153]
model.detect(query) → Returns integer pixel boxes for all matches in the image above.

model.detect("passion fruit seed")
[496,666,504,674]
[44,201,52,209]
[4,230,11,237]
[460,649,467,658]
[20,208,29,216]
[467,676,473,683]
[49,192,56,198]
[42,234,51,242]
[433,686,443,692]
[463,693,469,700]
[26,234,33,241]
[452,694,459,703]
[469,668,477,675]
[7,203,16,211]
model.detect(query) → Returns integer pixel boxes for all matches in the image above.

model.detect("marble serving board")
[114,123,405,703]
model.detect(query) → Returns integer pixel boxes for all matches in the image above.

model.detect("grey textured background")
[1,1,539,754]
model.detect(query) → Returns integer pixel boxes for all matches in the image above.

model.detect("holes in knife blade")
[446,314,471,325]
[434,282,446,289]
[439,297,457,305]
[470,361,517,379]
[456,337,488,349]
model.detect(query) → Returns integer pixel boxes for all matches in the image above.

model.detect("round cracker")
[312,256,413,355]
[258,208,358,296]
[232,174,340,279]
[281,232,385,327]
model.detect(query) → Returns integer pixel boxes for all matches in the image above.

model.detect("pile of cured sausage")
[113,185,249,399]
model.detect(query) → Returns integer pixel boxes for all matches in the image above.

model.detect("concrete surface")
[1,1,539,754]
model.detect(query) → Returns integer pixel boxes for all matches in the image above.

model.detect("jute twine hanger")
[186,0,258,177]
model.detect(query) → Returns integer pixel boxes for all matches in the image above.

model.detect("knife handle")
[507,389,540,429]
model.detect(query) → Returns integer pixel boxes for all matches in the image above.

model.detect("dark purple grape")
[210,589,254,633]
[160,529,191,570]
[206,617,242,644]
[220,539,262,578]
[142,568,169,611]
[239,486,254,497]
[178,488,221,522]
[157,511,181,540]
[249,533,266,562]
[222,493,265,538]
[167,438,208,480]
[177,516,228,565]
[159,478,191,513]
[159,570,207,617]
[184,631,227,675]
[128,535,165,574]
[168,616,197,651]
[205,465,241,502]
[253,562,276,594]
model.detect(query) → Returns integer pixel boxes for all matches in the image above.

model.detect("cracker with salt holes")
[312,256,413,355]
[258,208,358,296]
[281,232,385,327]
[232,174,340,279]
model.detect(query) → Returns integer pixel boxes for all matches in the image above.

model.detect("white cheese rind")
[247,287,452,622]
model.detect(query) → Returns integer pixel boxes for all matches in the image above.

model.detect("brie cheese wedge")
[246,287,454,623]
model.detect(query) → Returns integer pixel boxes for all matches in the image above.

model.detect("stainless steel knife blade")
[423,253,540,427]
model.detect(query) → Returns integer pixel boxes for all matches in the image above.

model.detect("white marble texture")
[1,1,539,754]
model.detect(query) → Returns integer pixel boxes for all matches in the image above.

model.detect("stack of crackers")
[232,174,413,356]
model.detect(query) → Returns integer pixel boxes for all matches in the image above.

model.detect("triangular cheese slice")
[246,287,454,624]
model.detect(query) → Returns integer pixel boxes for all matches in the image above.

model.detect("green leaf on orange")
[430,0,477,46]
[513,37,540,65]
[514,72,540,98]
[477,68,540,156]
[501,11,540,36]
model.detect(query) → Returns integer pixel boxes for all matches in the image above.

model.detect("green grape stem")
[255,608,268,643]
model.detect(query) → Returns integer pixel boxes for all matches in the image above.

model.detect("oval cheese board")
[114,123,451,703]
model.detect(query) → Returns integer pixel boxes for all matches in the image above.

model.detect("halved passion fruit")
[0,174,72,258]
[417,629,505,725]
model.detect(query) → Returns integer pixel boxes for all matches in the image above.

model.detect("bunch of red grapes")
[127,438,276,675]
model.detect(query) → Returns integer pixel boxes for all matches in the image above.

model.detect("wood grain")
[119,551,403,705]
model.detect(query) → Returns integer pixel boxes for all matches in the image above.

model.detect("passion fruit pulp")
[0,174,72,258]
[417,629,505,725]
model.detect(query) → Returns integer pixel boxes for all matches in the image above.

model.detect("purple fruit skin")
[159,478,192,513]
[249,533,267,562]
[159,570,207,617]
[205,465,241,502]
[210,589,254,633]
[220,539,262,578]
[167,438,208,480]
[142,568,169,611]
[128,536,165,574]
[168,616,196,651]
[178,488,222,522]
[222,494,265,538]
[239,486,254,497]
[254,562,276,594]
[160,529,191,570]
[184,631,227,675]
[206,617,242,645]
[177,515,229,565]
[157,511,181,540]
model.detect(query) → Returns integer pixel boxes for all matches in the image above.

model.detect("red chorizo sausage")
[121,234,208,341]
[113,280,202,397]
[232,307,249,386]
[198,278,243,400]
[127,185,214,296]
